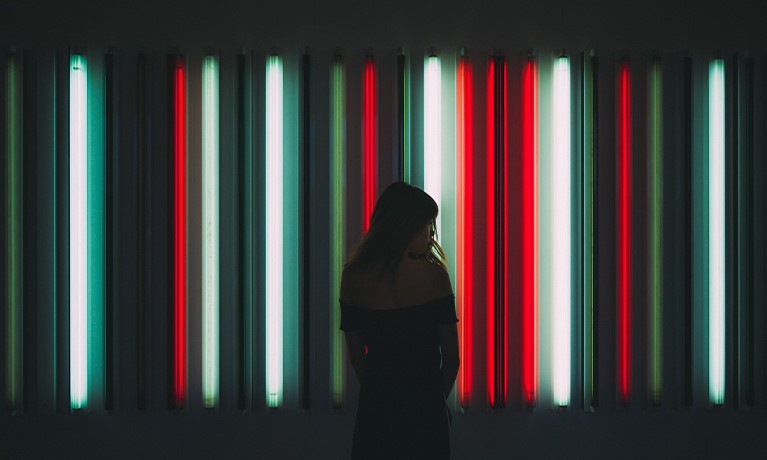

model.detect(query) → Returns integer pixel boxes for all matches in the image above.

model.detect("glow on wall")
[202,55,220,409]
[6,52,22,411]
[330,55,346,407]
[708,58,725,406]
[486,55,508,408]
[424,54,442,238]
[551,55,571,408]
[266,54,284,408]
[617,60,631,406]
[457,53,473,408]
[70,53,89,410]
[648,58,663,405]
[521,55,538,407]
[172,56,188,409]
[362,56,377,233]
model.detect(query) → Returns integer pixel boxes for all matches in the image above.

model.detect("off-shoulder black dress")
[340,294,458,460]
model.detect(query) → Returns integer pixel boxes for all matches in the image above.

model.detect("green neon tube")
[202,55,220,408]
[265,55,283,408]
[708,59,725,405]
[6,53,22,411]
[330,57,345,407]
[551,55,571,408]
[424,55,441,234]
[648,59,663,404]
[70,54,88,410]
[581,51,595,409]
[403,54,411,183]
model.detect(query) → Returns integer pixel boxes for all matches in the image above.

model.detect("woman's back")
[340,259,457,460]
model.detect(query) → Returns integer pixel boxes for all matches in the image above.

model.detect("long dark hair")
[345,182,447,282]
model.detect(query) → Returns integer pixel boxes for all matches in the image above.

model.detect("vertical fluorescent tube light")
[581,50,599,409]
[617,60,632,406]
[265,54,284,408]
[457,53,473,408]
[136,54,148,410]
[330,56,346,407]
[551,55,571,408]
[6,52,22,411]
[70,53,88,410]
[397,50,412,183]
[424,54,442,235]
[362,56,377,233]
[172,56,188,409]
[648,58,663,405]
[202,55,220,409]
[486,55,508,408]
[521,55,538,407]
[708,58,725,406]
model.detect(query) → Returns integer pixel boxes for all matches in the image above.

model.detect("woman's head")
[345,182,447,281]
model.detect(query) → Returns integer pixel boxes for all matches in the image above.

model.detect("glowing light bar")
[424,54,441,237]
[202,55,220,409]
[617,60,632,406]
[581,50,599,409]
[708,58,725,406]
[396,51,411,183]
[330,56,345,407]
[6,52,22,411]
[551,55,571,408]
[362,57,377,233]
[70,53,88,410]
[521,55,538,407]
[648,58,663,405]
[266,54,284,408]
[457,53,473,408]
[486,55,508,408]
[172,56,188,409]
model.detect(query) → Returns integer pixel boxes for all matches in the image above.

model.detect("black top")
[340,294,458,460]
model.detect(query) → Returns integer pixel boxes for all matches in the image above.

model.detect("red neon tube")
[457,56,473,407]
[521,57,538,407]
[617,61,631,405]
[173,58,187,408]
[486,57,508,407]
[362,57,377,232]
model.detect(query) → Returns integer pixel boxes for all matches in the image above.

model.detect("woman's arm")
[344,331,366,385]
[438,323,459,397]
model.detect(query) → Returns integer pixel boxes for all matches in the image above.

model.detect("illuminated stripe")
[424,54,441,237]
[396,51,412,183]
[172,57,187,409]
[581,50,598,409]
[708,58,725,405]
[486,56,508,408]
[330,56,345,407]
[521,56,538,407]
[6,53,22,411]
[617,61,631,405]
[551,55,571,408]
[457,54,473,408]
[202,55,220,409]
[70,53,88,410]
[362,57,377,233]
[265,55,284,408]
[648,58,663,404]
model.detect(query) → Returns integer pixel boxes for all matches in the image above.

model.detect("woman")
[340,182,460,459]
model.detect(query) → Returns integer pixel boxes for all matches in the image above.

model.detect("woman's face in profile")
[410,222,433,254]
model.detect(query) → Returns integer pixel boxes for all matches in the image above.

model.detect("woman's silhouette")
[340,182,459,459]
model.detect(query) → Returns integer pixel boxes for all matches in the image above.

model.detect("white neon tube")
[424,55,441,234]
[708,59,725,405]
[202,55,220,409]
[70,54,88,410]
[551,55,571,407]
[265,55,284,408]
